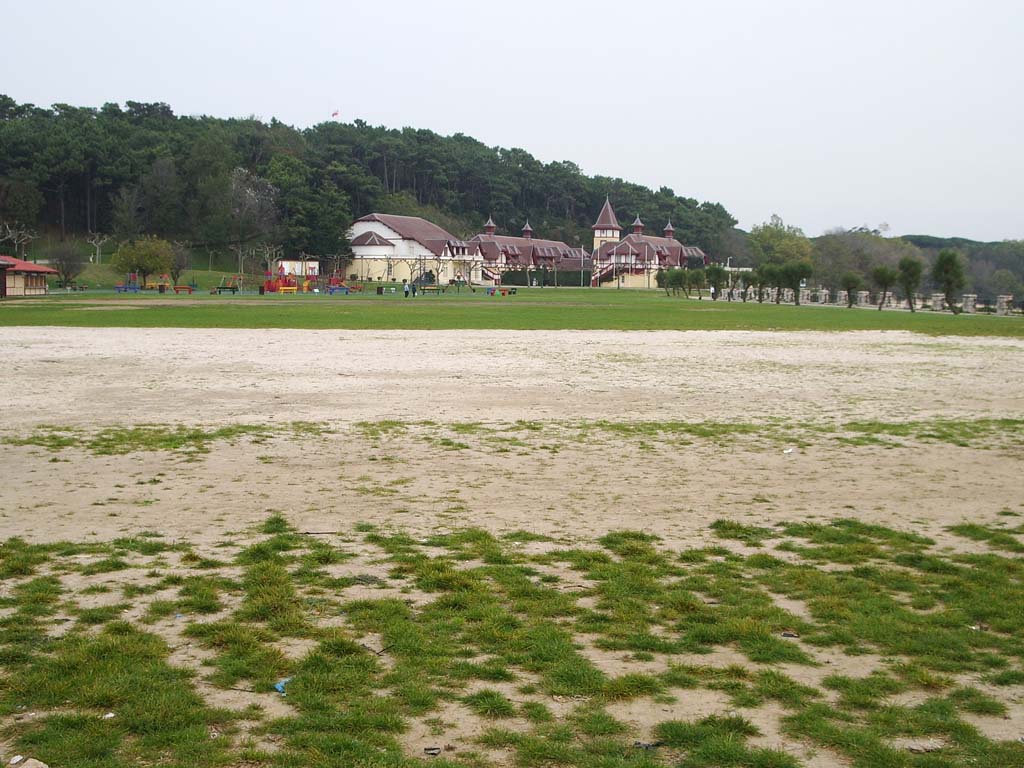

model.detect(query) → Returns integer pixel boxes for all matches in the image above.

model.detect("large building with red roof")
[589,199,707,288]
[345,199,705,288]
[468,218,590,284]
[347,213,482,284]
[0,255,57,297]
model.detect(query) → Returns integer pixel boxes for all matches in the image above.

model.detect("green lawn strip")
[3,289,1022,336]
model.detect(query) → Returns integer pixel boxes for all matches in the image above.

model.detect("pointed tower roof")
[521,220,534,238]
[485,215,496,228]
[592,197,621,231]
[632,215,644,227]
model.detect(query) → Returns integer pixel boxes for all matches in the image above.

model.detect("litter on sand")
[274,677,292,695]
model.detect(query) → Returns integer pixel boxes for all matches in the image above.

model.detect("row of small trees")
[657,249,968,313]
[841,250,965,312]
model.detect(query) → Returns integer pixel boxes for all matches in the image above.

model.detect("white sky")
[4,0,1022,240]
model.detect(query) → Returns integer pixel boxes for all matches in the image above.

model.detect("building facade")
[347,213,481,284]
[468,218,590,284]
[0,256,57,296]
[590,200,707,288]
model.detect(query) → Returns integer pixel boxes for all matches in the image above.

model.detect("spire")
[592,196,621,232]
[632,215,644,235]
[521,220,533,239]
[664,220,675,238]
[484,216,496,235]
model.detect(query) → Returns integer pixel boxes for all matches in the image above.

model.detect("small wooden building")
[1,255,58,296]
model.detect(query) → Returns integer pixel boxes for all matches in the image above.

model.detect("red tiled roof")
[594,234,706,267]
[593,197,621,231]
[355,213,457,248]
[469,233,589,268]
[0,255,58,274]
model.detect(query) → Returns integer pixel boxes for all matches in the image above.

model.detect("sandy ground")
[1,327,1023,546]
[2,327,1024,767]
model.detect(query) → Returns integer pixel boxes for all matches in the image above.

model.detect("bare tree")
[49,242,86,287]
[87,231,110,264]
[170,241,191,285]
[2,221,38,258]
[258,243,282,274]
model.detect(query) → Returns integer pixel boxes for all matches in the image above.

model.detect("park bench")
[420,285,443,295]
[277,286,297,294]
[115,284,140,293]
[486,287,517,296]
[215,285,239,294]
[173,285,193,294]
[327,285,350,295]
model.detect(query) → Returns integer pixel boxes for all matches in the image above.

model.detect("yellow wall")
[5,272,49,296]
[348,257,481,284]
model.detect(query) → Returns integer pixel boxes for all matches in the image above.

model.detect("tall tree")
[49,241,86,286]
[870,264,899,310]
[897,256,924,312]
[932,249,966,313]
[111,235,173,285]
[781,260,813,305]
[840,272,863,308]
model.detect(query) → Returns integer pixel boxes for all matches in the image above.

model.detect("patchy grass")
[2,517,1024,766]
[2,421,322,456]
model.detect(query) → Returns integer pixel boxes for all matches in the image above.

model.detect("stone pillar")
[961,294,976,314]
[931,293,945,311]
[836,290,848,306]
[783,288,794,303]
[817,288,829,304]
[857,290,871,307]
[997,295,1014,315]
[799,288,811,304]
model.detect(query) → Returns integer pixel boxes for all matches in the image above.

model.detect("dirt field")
[2,327,1023,768]
[2,327,1022,545]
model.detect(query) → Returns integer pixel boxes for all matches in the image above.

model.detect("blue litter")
[274,677,292,695]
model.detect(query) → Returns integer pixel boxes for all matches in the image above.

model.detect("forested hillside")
[0,96,735,259]
[1,96,1021,300]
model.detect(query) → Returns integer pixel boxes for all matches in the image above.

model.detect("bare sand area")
[2,327,1022,546]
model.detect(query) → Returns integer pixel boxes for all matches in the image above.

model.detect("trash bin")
[259,285,265,295]
[376,286,384,295]
[158,284,166,294]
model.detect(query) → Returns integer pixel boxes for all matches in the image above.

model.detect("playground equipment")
[115,273,141,293]
[212,275,242,294]
[144,274,171,292]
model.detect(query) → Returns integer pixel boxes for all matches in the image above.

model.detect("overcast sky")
[4,0,1021,240]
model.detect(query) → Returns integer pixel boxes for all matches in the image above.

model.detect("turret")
[592,196,622,251]
[664,220,675,239]
[484,216,497,236]
[521,220,533,239]
[632,215,644,235]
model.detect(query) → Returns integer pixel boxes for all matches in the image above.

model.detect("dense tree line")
[1,96,1019,301]
[0,95,737,264]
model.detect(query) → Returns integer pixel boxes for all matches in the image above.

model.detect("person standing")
[411,282,417,298]
[403,279,410,298]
